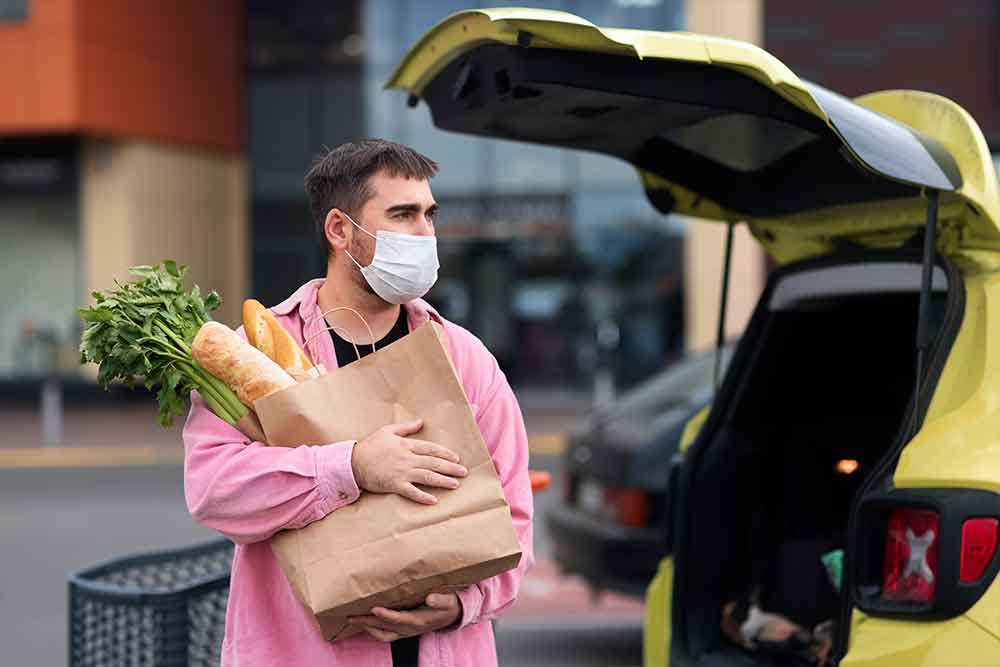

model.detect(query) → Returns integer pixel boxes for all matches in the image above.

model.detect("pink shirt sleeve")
[454,362,535,627]
[182,390,361,544]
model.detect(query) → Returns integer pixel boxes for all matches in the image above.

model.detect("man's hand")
[348,593,462,642]
[351,419,467,504]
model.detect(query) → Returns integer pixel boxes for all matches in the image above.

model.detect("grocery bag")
[249,321,522,640]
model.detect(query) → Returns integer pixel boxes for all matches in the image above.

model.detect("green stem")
[179,360,248,421]
[155,320,193,354]
[199,389,237,426]
[206,377,248,421]
[197,377,241,423]
[203,370,248,418]
[137,343,189,366]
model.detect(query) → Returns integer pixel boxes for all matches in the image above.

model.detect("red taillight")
[960,518,998,583]
[529,470,551,493]
[605,488,648,527]
[882,508,939,603]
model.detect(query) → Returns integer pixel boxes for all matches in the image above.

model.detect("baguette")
[192,322,296,404]
[242,299,314,379]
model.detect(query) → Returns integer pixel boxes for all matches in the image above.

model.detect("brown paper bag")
[250,321,522,641]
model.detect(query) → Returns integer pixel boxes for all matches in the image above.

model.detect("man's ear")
[324,208,350,253]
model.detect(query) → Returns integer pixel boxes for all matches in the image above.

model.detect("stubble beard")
[348,236,389,306]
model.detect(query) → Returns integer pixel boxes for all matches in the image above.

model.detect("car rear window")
[659,112,820,172]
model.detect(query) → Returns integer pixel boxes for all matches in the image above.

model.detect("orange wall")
[0,0,79,132]
[0,0,242,154]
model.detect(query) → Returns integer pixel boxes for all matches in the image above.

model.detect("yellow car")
[391,8,1000,667]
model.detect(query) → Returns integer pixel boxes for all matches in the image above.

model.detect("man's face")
[345,171,438,294]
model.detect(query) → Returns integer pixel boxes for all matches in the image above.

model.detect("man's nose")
[416,215,435,236]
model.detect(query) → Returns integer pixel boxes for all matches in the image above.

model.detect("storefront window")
[0,0,26,21]
[246,0,365,300]
[0,143,80,379]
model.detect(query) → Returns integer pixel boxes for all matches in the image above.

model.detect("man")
[182,139,534,666]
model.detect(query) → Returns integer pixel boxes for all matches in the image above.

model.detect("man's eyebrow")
[385,202,439,215]
[385,203,422,214]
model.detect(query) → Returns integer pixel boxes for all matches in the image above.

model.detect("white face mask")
[342,212,440,305]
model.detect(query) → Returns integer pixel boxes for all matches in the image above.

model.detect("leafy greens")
[79,260,249,427]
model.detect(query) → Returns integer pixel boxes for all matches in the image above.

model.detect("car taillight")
[605,488,648,528]
[960,518,998,583]
[882,507,939,603]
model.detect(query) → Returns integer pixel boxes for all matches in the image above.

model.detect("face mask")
[342,212,440,304]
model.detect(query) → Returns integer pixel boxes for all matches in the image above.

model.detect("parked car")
[547,346,732,598]
[393,9,1000,667]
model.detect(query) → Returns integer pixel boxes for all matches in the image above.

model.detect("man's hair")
[305,139,438,255]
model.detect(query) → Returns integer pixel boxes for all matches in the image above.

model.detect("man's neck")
[316,267,401,344]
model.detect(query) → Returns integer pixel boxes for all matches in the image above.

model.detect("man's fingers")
[407,439,461,464]
[363,626,399,643]
[348,614,381,627]
[414,455,467,479]
[372,605,441,628]
[409,469,461,490]
[372,606,414,625]
[398,483,438,505]
[351,614,402,633]
[425,593,454,610]
[389,419,424,437]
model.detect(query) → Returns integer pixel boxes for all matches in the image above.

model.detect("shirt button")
[339,492,349,500]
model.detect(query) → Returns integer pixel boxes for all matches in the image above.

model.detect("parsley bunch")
[79,261,249,427]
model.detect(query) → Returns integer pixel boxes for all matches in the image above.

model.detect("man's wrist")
[348,439,363,489]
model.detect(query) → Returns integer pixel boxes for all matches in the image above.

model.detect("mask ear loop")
[303,307,378,358]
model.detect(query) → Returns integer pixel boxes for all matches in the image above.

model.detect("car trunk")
[670,256,962,666]
[388,10,990,662]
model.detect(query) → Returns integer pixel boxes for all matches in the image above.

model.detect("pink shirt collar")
[269,278,442,369]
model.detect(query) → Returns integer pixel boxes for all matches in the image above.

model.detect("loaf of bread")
[192,322,297,404]
[242,299,314,380]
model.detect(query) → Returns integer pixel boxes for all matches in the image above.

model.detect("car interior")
[674,260,954,666]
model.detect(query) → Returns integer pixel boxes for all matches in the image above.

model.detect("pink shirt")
[182,279,534,666]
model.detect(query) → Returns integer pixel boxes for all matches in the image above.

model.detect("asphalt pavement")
[0,458,642,667]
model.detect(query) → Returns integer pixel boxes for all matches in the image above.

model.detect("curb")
[0,446,184,469]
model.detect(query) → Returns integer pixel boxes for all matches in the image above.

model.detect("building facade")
[0,0,246,382]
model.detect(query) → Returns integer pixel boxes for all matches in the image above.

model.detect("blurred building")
[0,1,246,387]
[26,0,960,397]
[765,0,1000,145]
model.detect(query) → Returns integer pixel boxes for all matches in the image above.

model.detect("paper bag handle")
[304,306,378,359]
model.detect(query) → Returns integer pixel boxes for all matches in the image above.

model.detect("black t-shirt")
[329,308,418,666]
[330,308,409,366]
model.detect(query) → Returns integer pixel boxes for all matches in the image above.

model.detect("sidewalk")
[0,386,591,467]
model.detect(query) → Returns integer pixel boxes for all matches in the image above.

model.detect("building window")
[0,0,27,21]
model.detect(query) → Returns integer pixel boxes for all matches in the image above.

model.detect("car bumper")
[842,614,1000,667]
[546,504,668,598]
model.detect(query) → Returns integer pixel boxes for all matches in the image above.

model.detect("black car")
[547,346,732,597]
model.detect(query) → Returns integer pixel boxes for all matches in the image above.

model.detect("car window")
[600,344,734,423]
[659,112,820,173]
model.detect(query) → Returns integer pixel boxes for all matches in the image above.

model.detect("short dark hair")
[305,139,438,255]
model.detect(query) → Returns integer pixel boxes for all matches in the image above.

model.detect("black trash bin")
[68,538,233,667]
